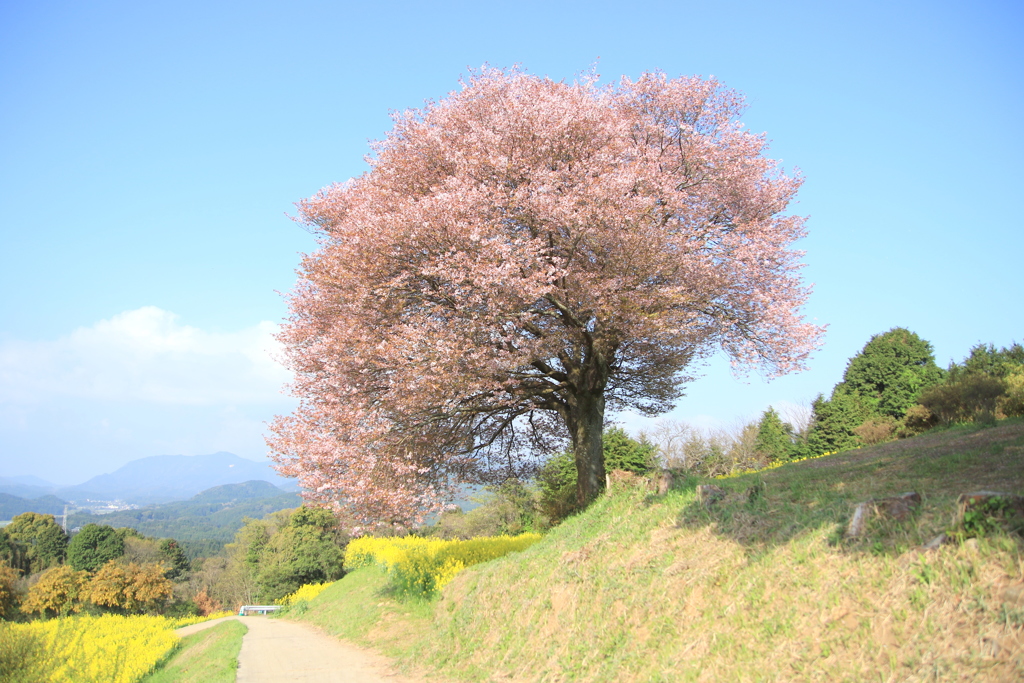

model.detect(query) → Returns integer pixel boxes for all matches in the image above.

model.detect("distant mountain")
[67,479,302,557]
[0,477,57,500]
[57,452,299,505]
[0,492,68,520]
[2,475,58,488]
[189,480,286,504]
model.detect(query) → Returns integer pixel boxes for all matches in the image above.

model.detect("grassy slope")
[141,620,247,683]
[297,420,1024,681]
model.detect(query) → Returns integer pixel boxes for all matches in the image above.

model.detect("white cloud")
[0,307,292,405]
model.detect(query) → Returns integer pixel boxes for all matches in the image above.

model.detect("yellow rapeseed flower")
[278,581,336,605]
[345,533,542,597]
[6,614,183,683]
[714,451,838,480]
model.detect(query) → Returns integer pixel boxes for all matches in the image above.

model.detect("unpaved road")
[177,616,424,682]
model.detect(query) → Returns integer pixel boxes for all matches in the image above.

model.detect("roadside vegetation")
[141,619,247,683]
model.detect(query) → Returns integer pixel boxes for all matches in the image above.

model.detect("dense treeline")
[188,506,348,609]
[1,502,352,620]
[0,514,190,619]
[648,329,1024,475]
[631,329,1023,478]
[795,330,1022,457]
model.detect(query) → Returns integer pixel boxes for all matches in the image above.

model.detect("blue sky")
[1,0,1021,484]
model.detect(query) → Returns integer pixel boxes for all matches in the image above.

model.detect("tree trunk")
[569,389,606,507]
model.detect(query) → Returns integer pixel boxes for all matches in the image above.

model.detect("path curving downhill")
[177,616,425,682]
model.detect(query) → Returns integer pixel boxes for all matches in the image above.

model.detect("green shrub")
[852,416,898,445]
[897,404,937,437]
[431,480,545,539]
[953,496,1024,541]
[998,368,1024,418]
[919,374,1006,425]
[537,427,656,522]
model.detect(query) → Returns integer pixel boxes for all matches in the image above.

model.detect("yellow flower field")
[0,612,228,683]
[346,532,542,597]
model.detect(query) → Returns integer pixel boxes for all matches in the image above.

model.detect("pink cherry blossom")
[268,67,823,530]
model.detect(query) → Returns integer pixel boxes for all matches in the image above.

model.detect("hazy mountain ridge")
[0,492,68,520]
[60,451,297,504]
[0,452,296,506]
[0,478,58,500]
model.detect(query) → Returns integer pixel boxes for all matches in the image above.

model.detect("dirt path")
[176,616,424,682]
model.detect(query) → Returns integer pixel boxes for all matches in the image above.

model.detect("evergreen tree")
[837,327,942,419]
[754,407,794,462]
[806,390,871,455]
[601,426,658,474]
[158,539,190,579]
[950,342,1024,380]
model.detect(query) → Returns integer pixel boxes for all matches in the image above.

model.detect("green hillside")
[292,419,1024,681]
[68,481,301,557]
[0,493,66,520]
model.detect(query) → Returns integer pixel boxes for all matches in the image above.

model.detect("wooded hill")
[68,481,300,558]
[0,493,66,521]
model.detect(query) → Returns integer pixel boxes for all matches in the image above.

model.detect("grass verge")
[141,620,247,683]
[295,419,1024,681]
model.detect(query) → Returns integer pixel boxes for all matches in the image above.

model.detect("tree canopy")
[214,506,347,605]
[836,327,942,419]
[3,512,67,574]
[22,565,88,617]
[269,67,821,528]
[753,407,794,463]
[67,524,125,573]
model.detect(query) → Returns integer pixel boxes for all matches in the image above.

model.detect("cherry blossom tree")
[268,68,822,529]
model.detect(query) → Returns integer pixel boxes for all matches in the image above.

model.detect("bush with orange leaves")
[22,565,89,617]
[192,587,222,616]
